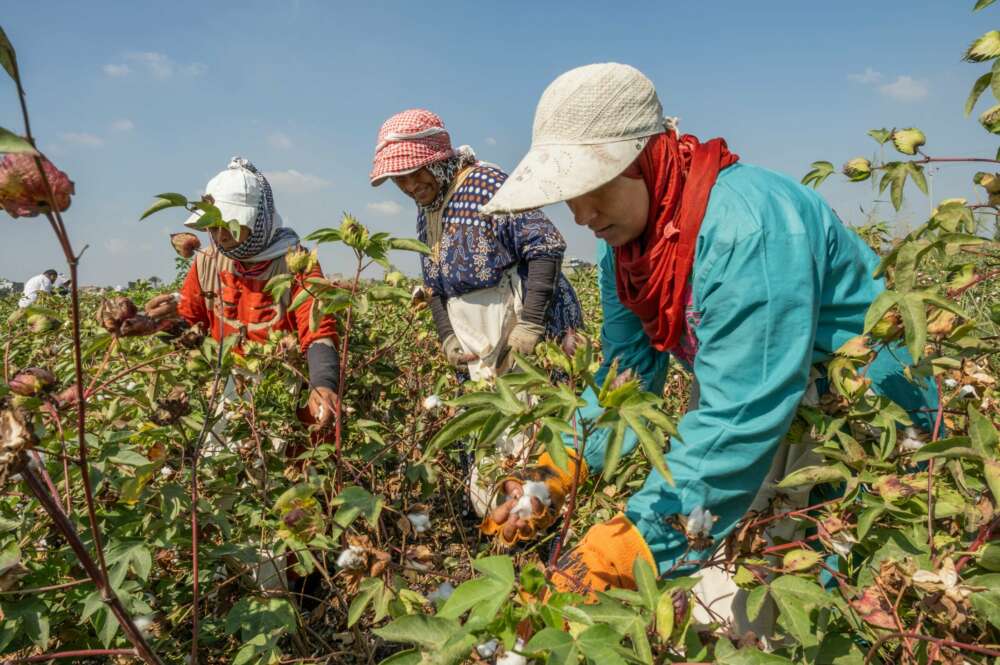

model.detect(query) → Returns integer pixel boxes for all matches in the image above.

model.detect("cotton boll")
[944,378,958,390]
[521,481,552,507]
[133,615,154,638]
[427,581,454,603]
[476,639,499,658]
[422,394,442,411]
[959,384,979,399]
[407,512,431,533]
[686,506,715,538]
[510,494,536,520]
[497,639,528,665]
[899,426,926,453]
[336,546,366,570]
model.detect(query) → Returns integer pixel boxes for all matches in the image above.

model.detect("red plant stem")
[11,41,162,665]
[746,498,841,530]
[17,458,162,665]
[913,152,1000,165]
[2,649,138,665]
[29,450,61,502]
[83,351,180,401]
[956,516,1000,572]
[0,577,88,596]
[548,407,584,570]
[864,631,1000,664]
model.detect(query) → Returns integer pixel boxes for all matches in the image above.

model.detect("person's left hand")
[307,386,338,429]
[506,321,546,356]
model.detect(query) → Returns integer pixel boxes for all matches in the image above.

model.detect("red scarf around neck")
[614,132,739,352]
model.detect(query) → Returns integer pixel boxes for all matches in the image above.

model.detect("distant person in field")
[143,157,340,430]
[369,109,583,382]
[18,268,58,308]
[479,63,939,630]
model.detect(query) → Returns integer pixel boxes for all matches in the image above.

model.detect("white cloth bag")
[446,268,523,382]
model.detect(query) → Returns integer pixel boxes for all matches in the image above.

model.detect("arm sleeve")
[563,241,669,473]
[306,339,340,391]
[494,208,568,263]
[292,264,339,353]
[176,261,210,327]
[624,226,821,575]
[520,257,561,327]
[428,293,455,342]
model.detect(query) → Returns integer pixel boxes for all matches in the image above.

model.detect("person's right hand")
[486,479,547,543]
[145,293,179,320]
[442,334,476,368]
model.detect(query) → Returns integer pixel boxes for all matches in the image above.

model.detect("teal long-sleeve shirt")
[569,163,938,575]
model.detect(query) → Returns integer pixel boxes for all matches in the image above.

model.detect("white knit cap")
[482,63,667,215]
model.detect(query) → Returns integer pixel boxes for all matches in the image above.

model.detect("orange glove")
[550,513,655,599]
[481,449,586,547]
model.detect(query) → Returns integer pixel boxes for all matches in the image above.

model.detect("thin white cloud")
[127,52,174,78]
[105,52,206,79]
[485,137,497,146]
[61,132,104,147]
[103,63,131,77]
[366,200,404,216]
[264,169,331,193]
[104,238,130,255]
[848,67,882,84]
[268,132,293,150]
[879,76,929,103]
[110,119,134,132]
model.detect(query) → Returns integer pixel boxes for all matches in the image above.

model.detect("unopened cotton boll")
[422,394,442,411]
[407,512,431,533]
[336,546,366,570]
[427,581,454,603]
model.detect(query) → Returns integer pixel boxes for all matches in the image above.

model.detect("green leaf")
[0,127,36,155]
[526,628,579,665]
[975,0,997,10]
[0,26,18,82]
[348,577,383,627]
[422,408,494,459]
[801,161,835,189]
[867,128,892,145]
[911,436,981,462]
[770,576,835,648]
[715,638,794,664]
[139,194,188,221]
[632,558,658,611]
[967,72,994,116]
[906,162,928,196]
[776,463,848,488]
[388,237,431,254]
[968,405,999,457]
[968,574,1000,629]
[331,485,383,527]
[978,543,1000,572]
[577,623,628,665]
[373,614,460,650]
[898,292,928,363]
[746,584,769,623]
[377,649,421,665]
[863,291,900,334]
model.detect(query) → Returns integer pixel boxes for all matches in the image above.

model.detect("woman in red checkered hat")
[370,109,583,381]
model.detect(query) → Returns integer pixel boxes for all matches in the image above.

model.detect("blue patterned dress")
[417,164,583,338]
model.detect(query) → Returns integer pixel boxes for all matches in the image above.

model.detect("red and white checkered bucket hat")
[370,109,456,186]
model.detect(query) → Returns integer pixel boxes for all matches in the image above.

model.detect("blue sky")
[1,1,996,285]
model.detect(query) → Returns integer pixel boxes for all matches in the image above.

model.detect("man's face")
[209,225,250,250]
[392,168,441,207]
[565,175,650,247]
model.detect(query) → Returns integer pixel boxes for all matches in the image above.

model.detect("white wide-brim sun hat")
[183,162,282,229]
[481,63,668,215]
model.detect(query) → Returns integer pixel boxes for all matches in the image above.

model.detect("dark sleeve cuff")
[307,340,340,391]
[521,257,561,326]
[429,293,455,342]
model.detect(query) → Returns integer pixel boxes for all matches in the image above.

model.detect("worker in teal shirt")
[478,63,937,603]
